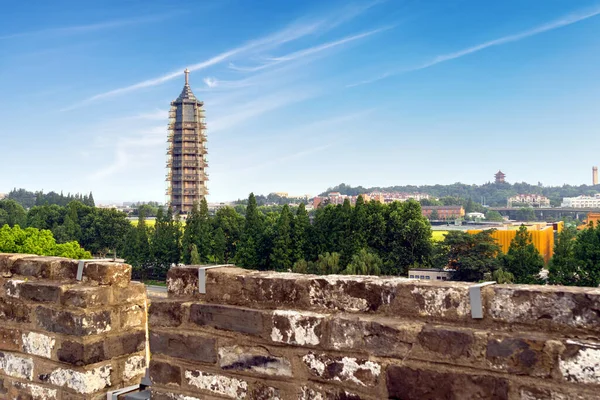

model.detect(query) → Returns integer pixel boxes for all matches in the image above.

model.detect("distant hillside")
[6,188,95,209]
[319,182,600,207]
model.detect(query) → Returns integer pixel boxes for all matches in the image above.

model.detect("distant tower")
[166,69,208,215]
[593,166,598,186]
[494,170,506,184]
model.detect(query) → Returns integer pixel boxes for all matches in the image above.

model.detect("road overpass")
[490,207,599,220]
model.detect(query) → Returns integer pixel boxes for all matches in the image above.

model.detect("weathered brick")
[486,335,557,377]
[119,304,145,329]
[0,296,31,323]
[232,271,311,308]
[518,385,599,400]
[0,253,36,276]
[21,331,56,358]
[62,285,111,308]
[113,281,146,303]
[11,256,78,280]
[104,330,146,359]
[44,364,112,394]
[414,325,483,365]
[189,303,265,335]
[329,316,422,357]
[35,306,112,336]
[150,360,181,386]
[299,384,365,400]
[308,275,393,312]
[8,380,58,400]
[184,369,248,399]
[303,353,381,387]
[487,285,600,331]
[0,351,33,380]
[559,340,600,385]
[58,340,105,365]
[386,365,509,400]
[150,331,216,363]
[123,354,146,381]
[271,310,326,346]
[82,261,131,286]
[149,300,185,327]
[167,265,202,297]
[0,327,22,351]
[6,280,63,302]
[218,345,291,377]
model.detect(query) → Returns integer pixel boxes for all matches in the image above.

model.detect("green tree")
[429,209,440,220]
[492,268,514,284]
[0,200,27,227]
[213,206,244,263]
[314,252,341,275]
[516,207,536,222]
[270,205,294,270]
[151,207,181,279]
[441,230,501,282]
[548,227,578,285]
[570,224,600,287]
[0,225,91,258]
[182,199,212,264]
[236,193,264,269]
[292,203,310,262]
[485,210,504,222]
[190,243,201,265]
[343,248,382,275]
[212,227,226,263]
[502,225,544,284]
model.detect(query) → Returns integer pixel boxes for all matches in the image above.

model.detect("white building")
[561,194,600,208]
[508,194,550,208]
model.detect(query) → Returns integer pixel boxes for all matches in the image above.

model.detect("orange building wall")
[467,226,554,263]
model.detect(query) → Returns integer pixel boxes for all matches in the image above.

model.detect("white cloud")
[203,77,219,88]
[349,5,600,87]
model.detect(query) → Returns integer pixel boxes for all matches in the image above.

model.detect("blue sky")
[1,0,599,204]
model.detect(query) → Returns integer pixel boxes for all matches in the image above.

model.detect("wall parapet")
[149,265,600,399]
[0,253,148,399]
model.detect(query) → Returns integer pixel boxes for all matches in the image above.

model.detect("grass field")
[129,219,157,227]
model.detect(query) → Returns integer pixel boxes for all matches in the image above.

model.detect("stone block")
[298,384,366,400]
[0,327,22,352]
[58,340,105,366]
[150,331,216,363]
[232,271,311,309]
[302,353,381,387]
[386,365,509,400]
[119,304,146,330]
[184,369,248,399]
[204,267,252,304]
[150,360,181,386]
[518,385,599,400]
[62,285,111,308]
[21,332,56,358]
[35,306,112,336]
[559,339,600,385]
[167,266,202,297]
[6,280,64,303]
[0,253,36,276]
[486,335,557,377]
[308,275,395,312]
[82,261,131,286]
[271,310,327,346]
[123,354,146,381]
[0,351,33,380]
[104,330,146,359]
[413,325,484,366]
[189,303,265,336]
[149,300,186,327]
[0,296,31,323]
[7,380,59,400]
[218,345,291,377]
[487,285,600,331]
[113,281,146,304]
[329,316,422,357]
[43,364,112,394]
[10,256,78,280]
[389,280,472,321]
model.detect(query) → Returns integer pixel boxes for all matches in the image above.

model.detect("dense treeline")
[322,182,600,207]
[2,194,599,287]
[7,188,95,208]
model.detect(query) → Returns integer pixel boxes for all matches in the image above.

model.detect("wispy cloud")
[349,5,600,87]
[229,26,391,73]
[0,14,170,40]
[67,1,385,109]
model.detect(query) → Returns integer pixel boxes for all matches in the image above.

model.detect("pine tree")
[212,227,226,263]
[270,205,293,271]
[151,207,181,279]
[190,244,201,264]
[292,203,310,262]
[571,224,600,287]
[236,193,263,269]
[548,227,578,285]
[181,200,211,264]
[502,225,544,284]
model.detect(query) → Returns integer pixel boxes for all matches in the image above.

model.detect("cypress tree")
[270,205,293,271]
[502,225,544,284]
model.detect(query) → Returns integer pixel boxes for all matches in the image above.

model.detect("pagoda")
[166,69,208,215]
[494,170,506,184]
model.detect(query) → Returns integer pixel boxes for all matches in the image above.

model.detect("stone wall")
[150,266,600,400]
[0,254,147,399]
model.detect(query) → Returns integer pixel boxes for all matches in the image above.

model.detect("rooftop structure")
[495,170,506,183]
[594,166,598,185]
[561,194,600,209]
[166,69,208,215]
[507,194,550,208]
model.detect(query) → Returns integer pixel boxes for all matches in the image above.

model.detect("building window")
[425,276,430,280]
[436,276,441,280]
[420,275,425,279]
[409,275,414,278]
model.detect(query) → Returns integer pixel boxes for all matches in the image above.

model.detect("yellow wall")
[467,226,554,263]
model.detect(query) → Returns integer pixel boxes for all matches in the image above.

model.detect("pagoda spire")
[184,68,189,85]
